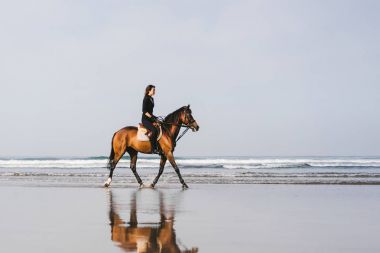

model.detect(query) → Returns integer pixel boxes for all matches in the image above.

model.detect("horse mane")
[164,106,187,123]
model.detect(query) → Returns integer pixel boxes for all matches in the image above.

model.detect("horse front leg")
[167,152,188,189]
[151,154,167,188]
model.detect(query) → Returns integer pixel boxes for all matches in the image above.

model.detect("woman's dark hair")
[145,84,155,95]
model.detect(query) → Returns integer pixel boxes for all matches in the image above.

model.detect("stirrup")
[151,146,162,155]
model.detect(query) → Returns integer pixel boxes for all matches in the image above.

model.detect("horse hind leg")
[127,148,143,188]
[104,149,125,187]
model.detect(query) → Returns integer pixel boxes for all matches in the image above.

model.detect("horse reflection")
[108,190,198,253]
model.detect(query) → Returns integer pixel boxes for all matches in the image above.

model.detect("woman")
[142,84,159,153]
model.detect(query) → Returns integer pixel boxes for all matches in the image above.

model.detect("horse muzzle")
[191,122,200,132]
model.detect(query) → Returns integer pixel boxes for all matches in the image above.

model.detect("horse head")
[182,105,200,132]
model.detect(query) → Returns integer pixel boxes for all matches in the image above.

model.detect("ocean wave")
[1,157,380,170]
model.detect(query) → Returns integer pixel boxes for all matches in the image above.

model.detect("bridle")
[157,109,195,144]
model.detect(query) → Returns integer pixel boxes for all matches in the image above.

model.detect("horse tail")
[107,133,116,170]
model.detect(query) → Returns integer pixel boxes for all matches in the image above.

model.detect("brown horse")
[104,105,199,189]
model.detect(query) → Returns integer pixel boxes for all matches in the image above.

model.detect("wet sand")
[0,184,380,252]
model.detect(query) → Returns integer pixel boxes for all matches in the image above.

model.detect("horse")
[104,105,199,189]
[108,190,198,253]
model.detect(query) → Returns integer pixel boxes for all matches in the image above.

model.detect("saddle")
[137,123,162,142]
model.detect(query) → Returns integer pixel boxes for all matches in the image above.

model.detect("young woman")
[142,84,159,153]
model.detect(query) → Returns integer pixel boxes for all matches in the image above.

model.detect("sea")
[1,156,380,187]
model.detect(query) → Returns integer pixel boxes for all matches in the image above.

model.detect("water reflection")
[108,189,198,253]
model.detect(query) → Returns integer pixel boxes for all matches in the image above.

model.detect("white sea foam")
[1,157,380,169]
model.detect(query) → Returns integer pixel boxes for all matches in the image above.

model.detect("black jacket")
[142,95,155,120]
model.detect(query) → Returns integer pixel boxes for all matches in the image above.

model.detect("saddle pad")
[137,125,162,142]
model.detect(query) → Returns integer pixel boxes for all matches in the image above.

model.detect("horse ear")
[187,104,190,108]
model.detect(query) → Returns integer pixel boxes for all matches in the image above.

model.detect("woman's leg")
[142,117,158,151]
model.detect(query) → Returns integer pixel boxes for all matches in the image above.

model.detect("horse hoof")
[138,183,144,189]
[104,178,112,188]
[150,184,155,188]
[182,183,189,189]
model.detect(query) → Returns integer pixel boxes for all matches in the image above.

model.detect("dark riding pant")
[141,116,158,151]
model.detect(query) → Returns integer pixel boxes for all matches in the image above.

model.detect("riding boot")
[150,139,158,154]
[150,128,159,154]
[154,141,163,155]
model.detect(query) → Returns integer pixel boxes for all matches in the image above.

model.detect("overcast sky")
[0,0,379,157]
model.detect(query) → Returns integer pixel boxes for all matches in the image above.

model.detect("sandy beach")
[1,184,379,253]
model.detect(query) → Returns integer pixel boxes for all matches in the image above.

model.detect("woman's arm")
[145,112,157,122]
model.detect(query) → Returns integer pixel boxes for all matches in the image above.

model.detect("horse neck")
[168,120,182,141]
[163,110,184,143]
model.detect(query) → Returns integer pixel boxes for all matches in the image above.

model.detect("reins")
[175,127,190,143]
